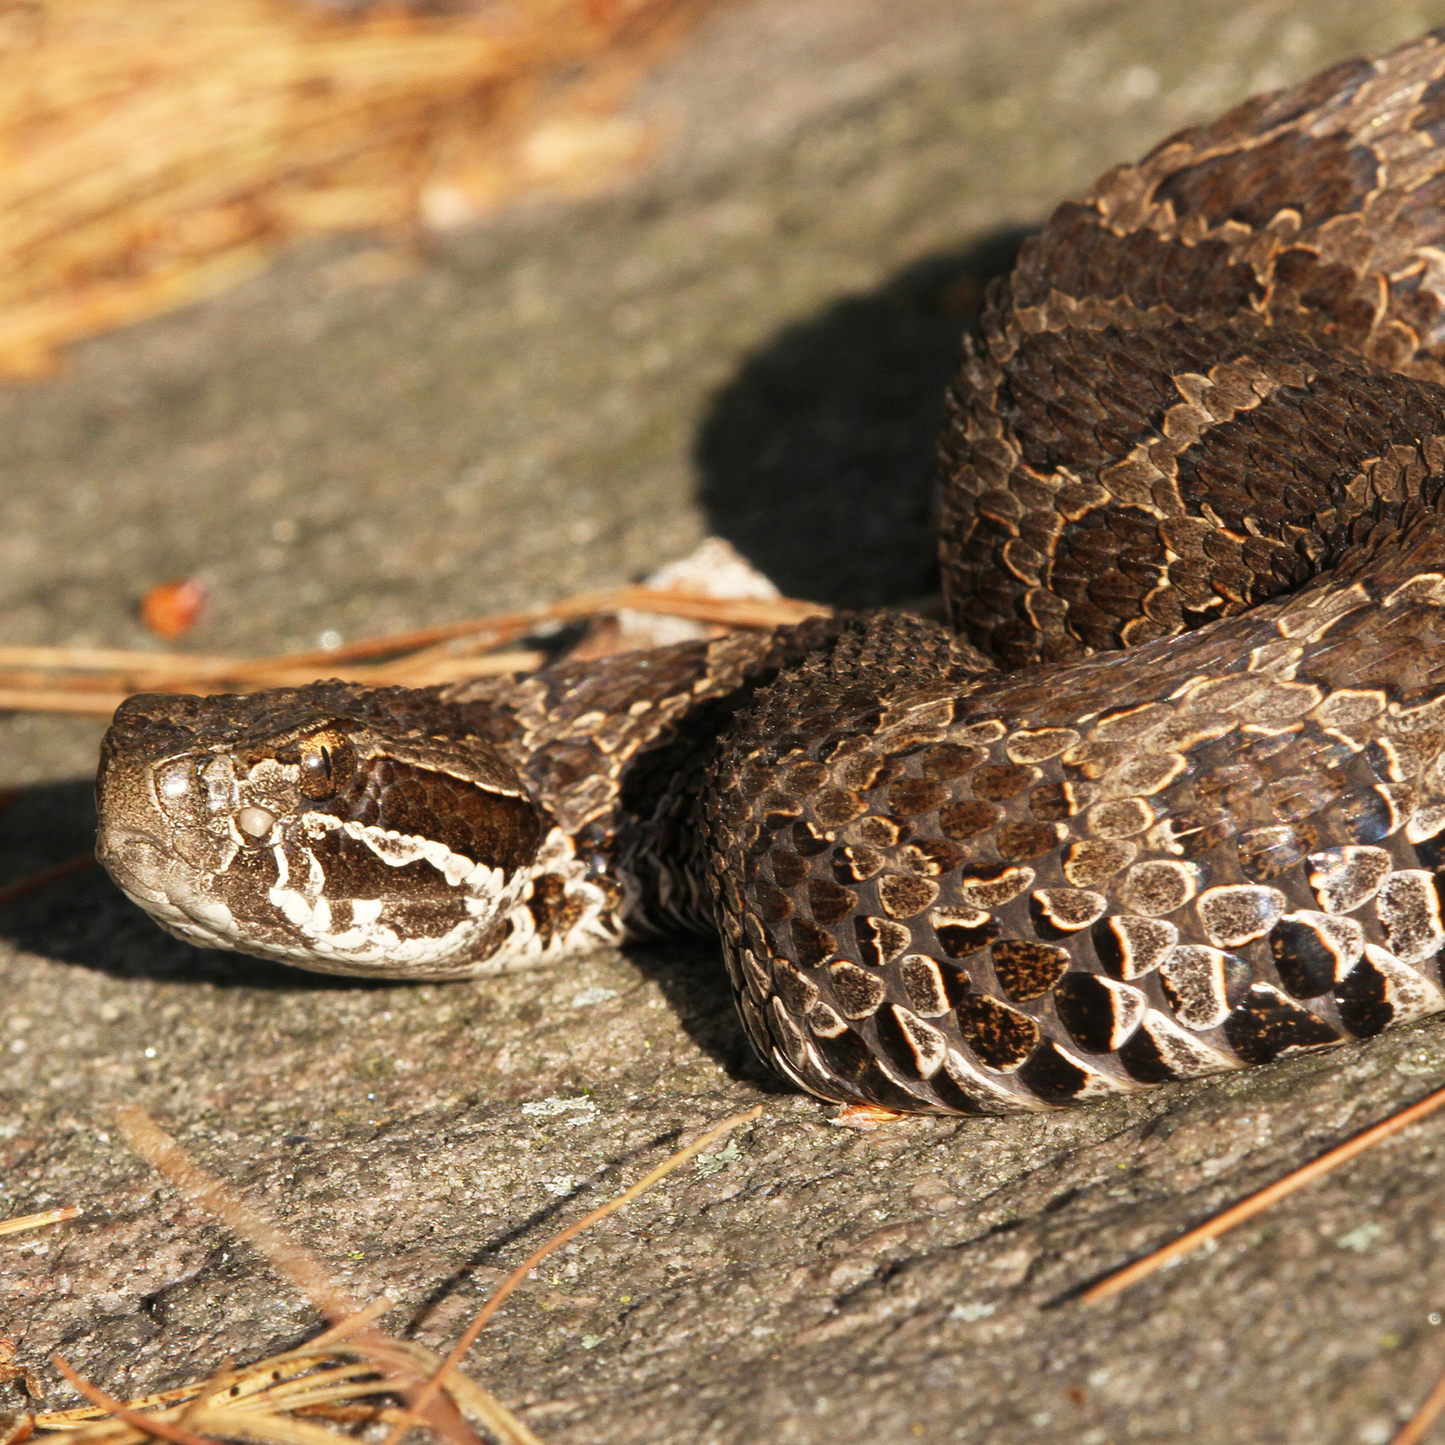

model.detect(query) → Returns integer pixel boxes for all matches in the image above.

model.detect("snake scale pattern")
[95,30,1445,1114]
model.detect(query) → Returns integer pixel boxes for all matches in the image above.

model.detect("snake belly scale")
[95,30,1445,1114]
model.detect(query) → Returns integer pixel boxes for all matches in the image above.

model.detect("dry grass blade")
[1081,1080,1445,1304]
[379,1103,766,1445]
[48,1359,218,1445]
[0,1207,81,1238]
[0,1,722,374]
[32,1328,549,1445]
[1390,1364,1445,1445]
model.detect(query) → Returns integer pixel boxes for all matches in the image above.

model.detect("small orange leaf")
[140,578,207,639]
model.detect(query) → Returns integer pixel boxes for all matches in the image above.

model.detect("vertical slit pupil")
[300,733,352,798]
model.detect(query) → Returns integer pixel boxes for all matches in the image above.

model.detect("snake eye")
[298,731,356,799]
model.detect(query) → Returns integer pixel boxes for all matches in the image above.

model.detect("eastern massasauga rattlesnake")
[94,30,1445,1115]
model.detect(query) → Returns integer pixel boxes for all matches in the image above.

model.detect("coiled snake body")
[96,31,1445,1113]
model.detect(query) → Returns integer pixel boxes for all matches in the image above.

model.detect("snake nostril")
[235,805,278,841]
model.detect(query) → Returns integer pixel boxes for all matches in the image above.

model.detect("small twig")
[1390,1364,1445,1445]
[0,648,244,674]
[0,586,827,716]
[1081,1081,1445,1304]
[229,586,824,676]
[49,1357,218,1445]
[0,856,96,909]
[0,1207,80,1238]
[379,1103,765,1445]
[0,689,130,717]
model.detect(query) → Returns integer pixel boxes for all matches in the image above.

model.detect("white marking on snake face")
[257,836,523,971]
[265,833,325,930]
[341,819,494,889]
[182,894,234,934]
[271,890,310,927]
[152,865,239,943]
[245,811,526,969]
[302,915,488,968]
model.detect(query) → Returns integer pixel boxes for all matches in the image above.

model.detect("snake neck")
[441,613,992,962]
[438,616,837,956]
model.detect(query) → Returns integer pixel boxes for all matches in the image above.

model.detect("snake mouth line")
[93,826,174,910]
[93,824,243,953]
[96,818,525,978]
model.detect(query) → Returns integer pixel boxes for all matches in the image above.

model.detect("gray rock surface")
[7,2,1445,1442]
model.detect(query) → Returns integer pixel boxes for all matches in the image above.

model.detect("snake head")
[95,683,543,978]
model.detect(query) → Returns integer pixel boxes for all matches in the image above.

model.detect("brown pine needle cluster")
[5,1106,764,1445]
[0,0,723,377]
